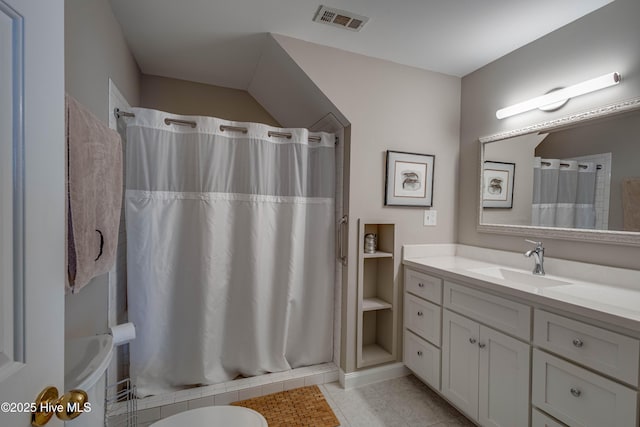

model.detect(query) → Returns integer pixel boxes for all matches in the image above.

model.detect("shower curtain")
[124,108,335,396]
[532,157,597,228]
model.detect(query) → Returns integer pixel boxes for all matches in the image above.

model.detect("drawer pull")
[572,338,584,348]
[570,388,582,397]
[478,342,486,349]
[417,311,423,316]
[469,338,477,344]
[418,282,425,288]
[417,350,423,357]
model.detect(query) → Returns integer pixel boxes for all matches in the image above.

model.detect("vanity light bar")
[496,72,621,120]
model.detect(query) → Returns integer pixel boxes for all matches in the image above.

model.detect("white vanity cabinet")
[403,269,442,390]
[532,349,637,427]
[404,269,530,427]
[403,263,640,427]
[403,246,640,427]
[532,310,639,427]
[441,309,479,418]
[442,297,530,426]
[532,409,566,427]
[533,309,640,387]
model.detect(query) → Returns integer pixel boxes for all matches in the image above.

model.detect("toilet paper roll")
[110,322,136,346]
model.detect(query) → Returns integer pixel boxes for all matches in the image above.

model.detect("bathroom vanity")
[403,244,640,427]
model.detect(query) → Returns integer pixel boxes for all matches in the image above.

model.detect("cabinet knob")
[469,338,477,344]
[478,342,486,349]
[572,338,584,348]
[417,350,423,356]
[570,388,582,397]
[418,282,425,288]
[417,311,423,316]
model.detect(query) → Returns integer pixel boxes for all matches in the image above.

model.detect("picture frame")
[384,150,435,207]
[482,161,515,208]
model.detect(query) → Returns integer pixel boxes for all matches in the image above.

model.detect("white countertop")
[403,244,640,334]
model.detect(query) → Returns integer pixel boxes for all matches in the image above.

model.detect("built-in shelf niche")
[357,220,398,368]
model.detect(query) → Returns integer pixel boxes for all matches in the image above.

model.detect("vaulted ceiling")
[109,0,613,89]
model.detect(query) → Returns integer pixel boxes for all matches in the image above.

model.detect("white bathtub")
[65,334,113,427]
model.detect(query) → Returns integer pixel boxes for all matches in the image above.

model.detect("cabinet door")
[442,310,479,420]
[478,326,531,427]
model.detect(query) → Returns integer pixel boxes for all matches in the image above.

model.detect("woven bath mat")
[231,385,340,427]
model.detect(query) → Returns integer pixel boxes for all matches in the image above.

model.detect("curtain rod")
[114,108,338,144]
[540,160,603,170]
[115,108,197,127]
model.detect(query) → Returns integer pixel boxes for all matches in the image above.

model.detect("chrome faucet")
[524,239,545,276]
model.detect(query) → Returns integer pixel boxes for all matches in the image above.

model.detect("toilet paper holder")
[109,322,136,346]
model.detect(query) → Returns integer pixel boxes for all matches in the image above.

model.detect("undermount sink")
[468,266,572,289]
[542,284,640,314]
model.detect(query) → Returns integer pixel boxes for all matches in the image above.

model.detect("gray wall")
[140,74,280,126]
[459,0,640,268]
[65,0,140,122]
[64,0,141,338]
[275,34,461,372]
[248,35,349,130]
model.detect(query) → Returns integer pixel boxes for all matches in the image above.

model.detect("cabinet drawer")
[405,268,442,304]
[443,281,531,340]
[532,409,567,427]
[405,293,441,346]
[405,329,440,390]
[534,309,640,386]
[532,349,637,427]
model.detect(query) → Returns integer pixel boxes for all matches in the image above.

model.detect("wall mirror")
[478,97,640,246]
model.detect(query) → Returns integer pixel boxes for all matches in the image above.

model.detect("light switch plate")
[424,210,437,226]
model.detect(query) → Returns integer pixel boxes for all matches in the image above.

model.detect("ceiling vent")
[313,5,369,32]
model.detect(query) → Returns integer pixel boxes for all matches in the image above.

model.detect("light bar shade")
[496,72,621,119]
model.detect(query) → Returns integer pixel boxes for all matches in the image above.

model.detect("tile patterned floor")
[319,375,475,427]
[128,374,474,426]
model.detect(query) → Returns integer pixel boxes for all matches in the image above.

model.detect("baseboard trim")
[339,363,409,390]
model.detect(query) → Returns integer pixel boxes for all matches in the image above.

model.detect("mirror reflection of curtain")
[532,157,597,228]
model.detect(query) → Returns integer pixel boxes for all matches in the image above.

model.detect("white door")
[0,0,65,425]
[478,325,531,427]
[442,310,479,420]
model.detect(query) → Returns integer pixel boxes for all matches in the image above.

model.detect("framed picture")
[482,161,515,208]
[384,150,435,207]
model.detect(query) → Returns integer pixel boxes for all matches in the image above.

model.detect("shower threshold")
[108,362,338,420]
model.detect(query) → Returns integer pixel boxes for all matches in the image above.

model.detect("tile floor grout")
[318,375,474,427]
[118,374,475,426]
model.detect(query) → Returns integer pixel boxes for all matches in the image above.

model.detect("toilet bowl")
[65,334,113,427]
[149,406,268,427]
